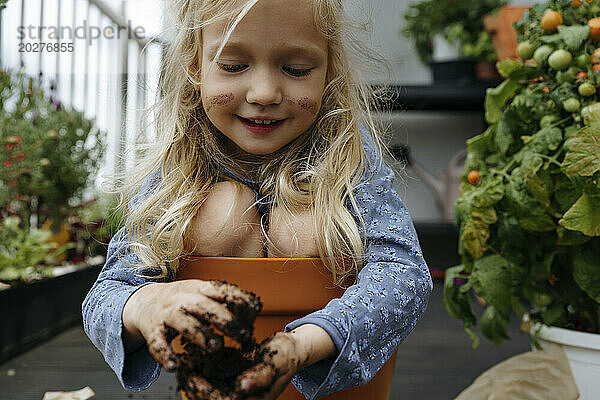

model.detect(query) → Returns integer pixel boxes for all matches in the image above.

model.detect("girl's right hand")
[122,280,260,372]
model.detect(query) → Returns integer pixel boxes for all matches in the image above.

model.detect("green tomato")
[579,82,597,96]
[563,98,581,112]
[548,49,572,70]
[533,45,554,65]
[540,114,560,128]
[556,66,578,83]
[581,102,600,125]
[576,53,591,67]
[517,41,535,59]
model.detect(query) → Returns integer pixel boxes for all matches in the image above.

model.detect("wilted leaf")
[472,207,498,224]
[573,249,600,302]
[562,123,600,177]
[559,192,600,236]
[461,218,490,258]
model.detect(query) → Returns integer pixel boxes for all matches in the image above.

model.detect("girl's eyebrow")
[206,41,326,61]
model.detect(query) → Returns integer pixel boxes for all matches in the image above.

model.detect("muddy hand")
[234,332,302,400]
[122,279,261,372]
[181,375,243,400]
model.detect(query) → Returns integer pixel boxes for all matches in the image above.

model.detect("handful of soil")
[175,284,267,399]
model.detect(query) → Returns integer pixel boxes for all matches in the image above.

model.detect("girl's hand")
[235,332,303,400]
[235,324,336,399]
[122,280,260,372]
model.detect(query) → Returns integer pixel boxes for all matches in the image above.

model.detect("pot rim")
[534,322,600,351]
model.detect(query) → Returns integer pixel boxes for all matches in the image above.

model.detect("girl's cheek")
[203,93,235,113]
[285,96,320,116]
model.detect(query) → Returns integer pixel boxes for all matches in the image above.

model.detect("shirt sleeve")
[284,131,434,399]
[82,171,170,391]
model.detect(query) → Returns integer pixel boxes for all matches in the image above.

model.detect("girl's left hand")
[235,332,304,399]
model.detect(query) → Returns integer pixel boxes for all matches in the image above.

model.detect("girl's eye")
[283,66,313,77]
[217,63,247,73]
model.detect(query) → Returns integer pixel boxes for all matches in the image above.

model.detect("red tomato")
[467,170,480,185]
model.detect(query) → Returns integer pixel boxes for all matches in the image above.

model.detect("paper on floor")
[455,343,579,400]
[42,386,95,400]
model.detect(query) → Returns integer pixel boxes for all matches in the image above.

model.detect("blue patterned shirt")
[81,130,433,399]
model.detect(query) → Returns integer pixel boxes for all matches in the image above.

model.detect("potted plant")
[0,67,109,362]
[443,0,600,397]
[403,0,508,82]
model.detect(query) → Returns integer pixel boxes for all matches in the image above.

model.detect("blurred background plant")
[403,0,508,64]
[0,66,118,284]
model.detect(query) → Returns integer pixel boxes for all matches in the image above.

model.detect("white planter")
[432,34,461,62]
[535,324,600,400]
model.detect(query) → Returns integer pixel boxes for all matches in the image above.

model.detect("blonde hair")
[118,0,390,287]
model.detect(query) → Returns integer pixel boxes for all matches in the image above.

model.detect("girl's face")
[200,0,328,156]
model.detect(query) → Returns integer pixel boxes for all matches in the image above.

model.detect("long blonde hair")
[119,0,390,287]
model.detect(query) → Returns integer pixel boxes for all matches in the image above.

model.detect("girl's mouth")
[237,116,286,134]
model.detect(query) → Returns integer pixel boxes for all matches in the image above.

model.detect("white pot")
[431,34,461,62]
[535,324,600,400]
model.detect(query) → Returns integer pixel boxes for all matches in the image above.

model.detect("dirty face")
[200,0,328,156]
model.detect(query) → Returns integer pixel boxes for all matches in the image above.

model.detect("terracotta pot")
[174,256,398,400]
[475,61,502,82]
[484,6,531,61]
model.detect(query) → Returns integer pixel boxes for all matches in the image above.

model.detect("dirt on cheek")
[285,97,319,115]
[204,93,235,113]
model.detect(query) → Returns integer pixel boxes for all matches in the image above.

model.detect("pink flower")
[5,143,13,150]
[4,160,12,167]
[6,180,18,187]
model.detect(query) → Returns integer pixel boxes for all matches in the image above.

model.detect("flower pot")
[475,61,502,82]
[484,6,530,61]
[0,263,102,363]
[428,60,476,84]
[174,256,398,400]
[535,324,600,400]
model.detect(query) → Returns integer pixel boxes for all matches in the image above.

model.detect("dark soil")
[175,282,267,399]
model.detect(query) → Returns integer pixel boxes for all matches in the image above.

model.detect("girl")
[82,0,433,399]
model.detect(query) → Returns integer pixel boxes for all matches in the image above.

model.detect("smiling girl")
[82,0,432,399]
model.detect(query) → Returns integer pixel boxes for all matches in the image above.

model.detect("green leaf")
[525,174,552,210]
[559,192,600,236]
[470,255,514,313]
[554,176,580,213]
[461,218,489,259]
[496,117,514,155]
[480,305,510,346]
[496,59,523,79]
[557,226,590,245]
[573,249,600,303]
[443,265,477,326]
[505,177,556,232]
[562,123,600,177]
[485,79,519,124]
[539,33,561,43]
[473,176,505,209]
[557,24,590,51]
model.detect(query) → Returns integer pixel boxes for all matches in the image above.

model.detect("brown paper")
[42,386,95,400]
[455,344,579,400]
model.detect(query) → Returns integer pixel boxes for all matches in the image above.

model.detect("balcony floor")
[0,280,530,399]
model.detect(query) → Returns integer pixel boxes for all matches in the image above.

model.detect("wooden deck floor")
[0,280,530,399]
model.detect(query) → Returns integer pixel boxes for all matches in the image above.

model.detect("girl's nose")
[246,68,283,106]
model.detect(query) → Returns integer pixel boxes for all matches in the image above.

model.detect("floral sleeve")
[81,170,170,391]
[284,130,433,399]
